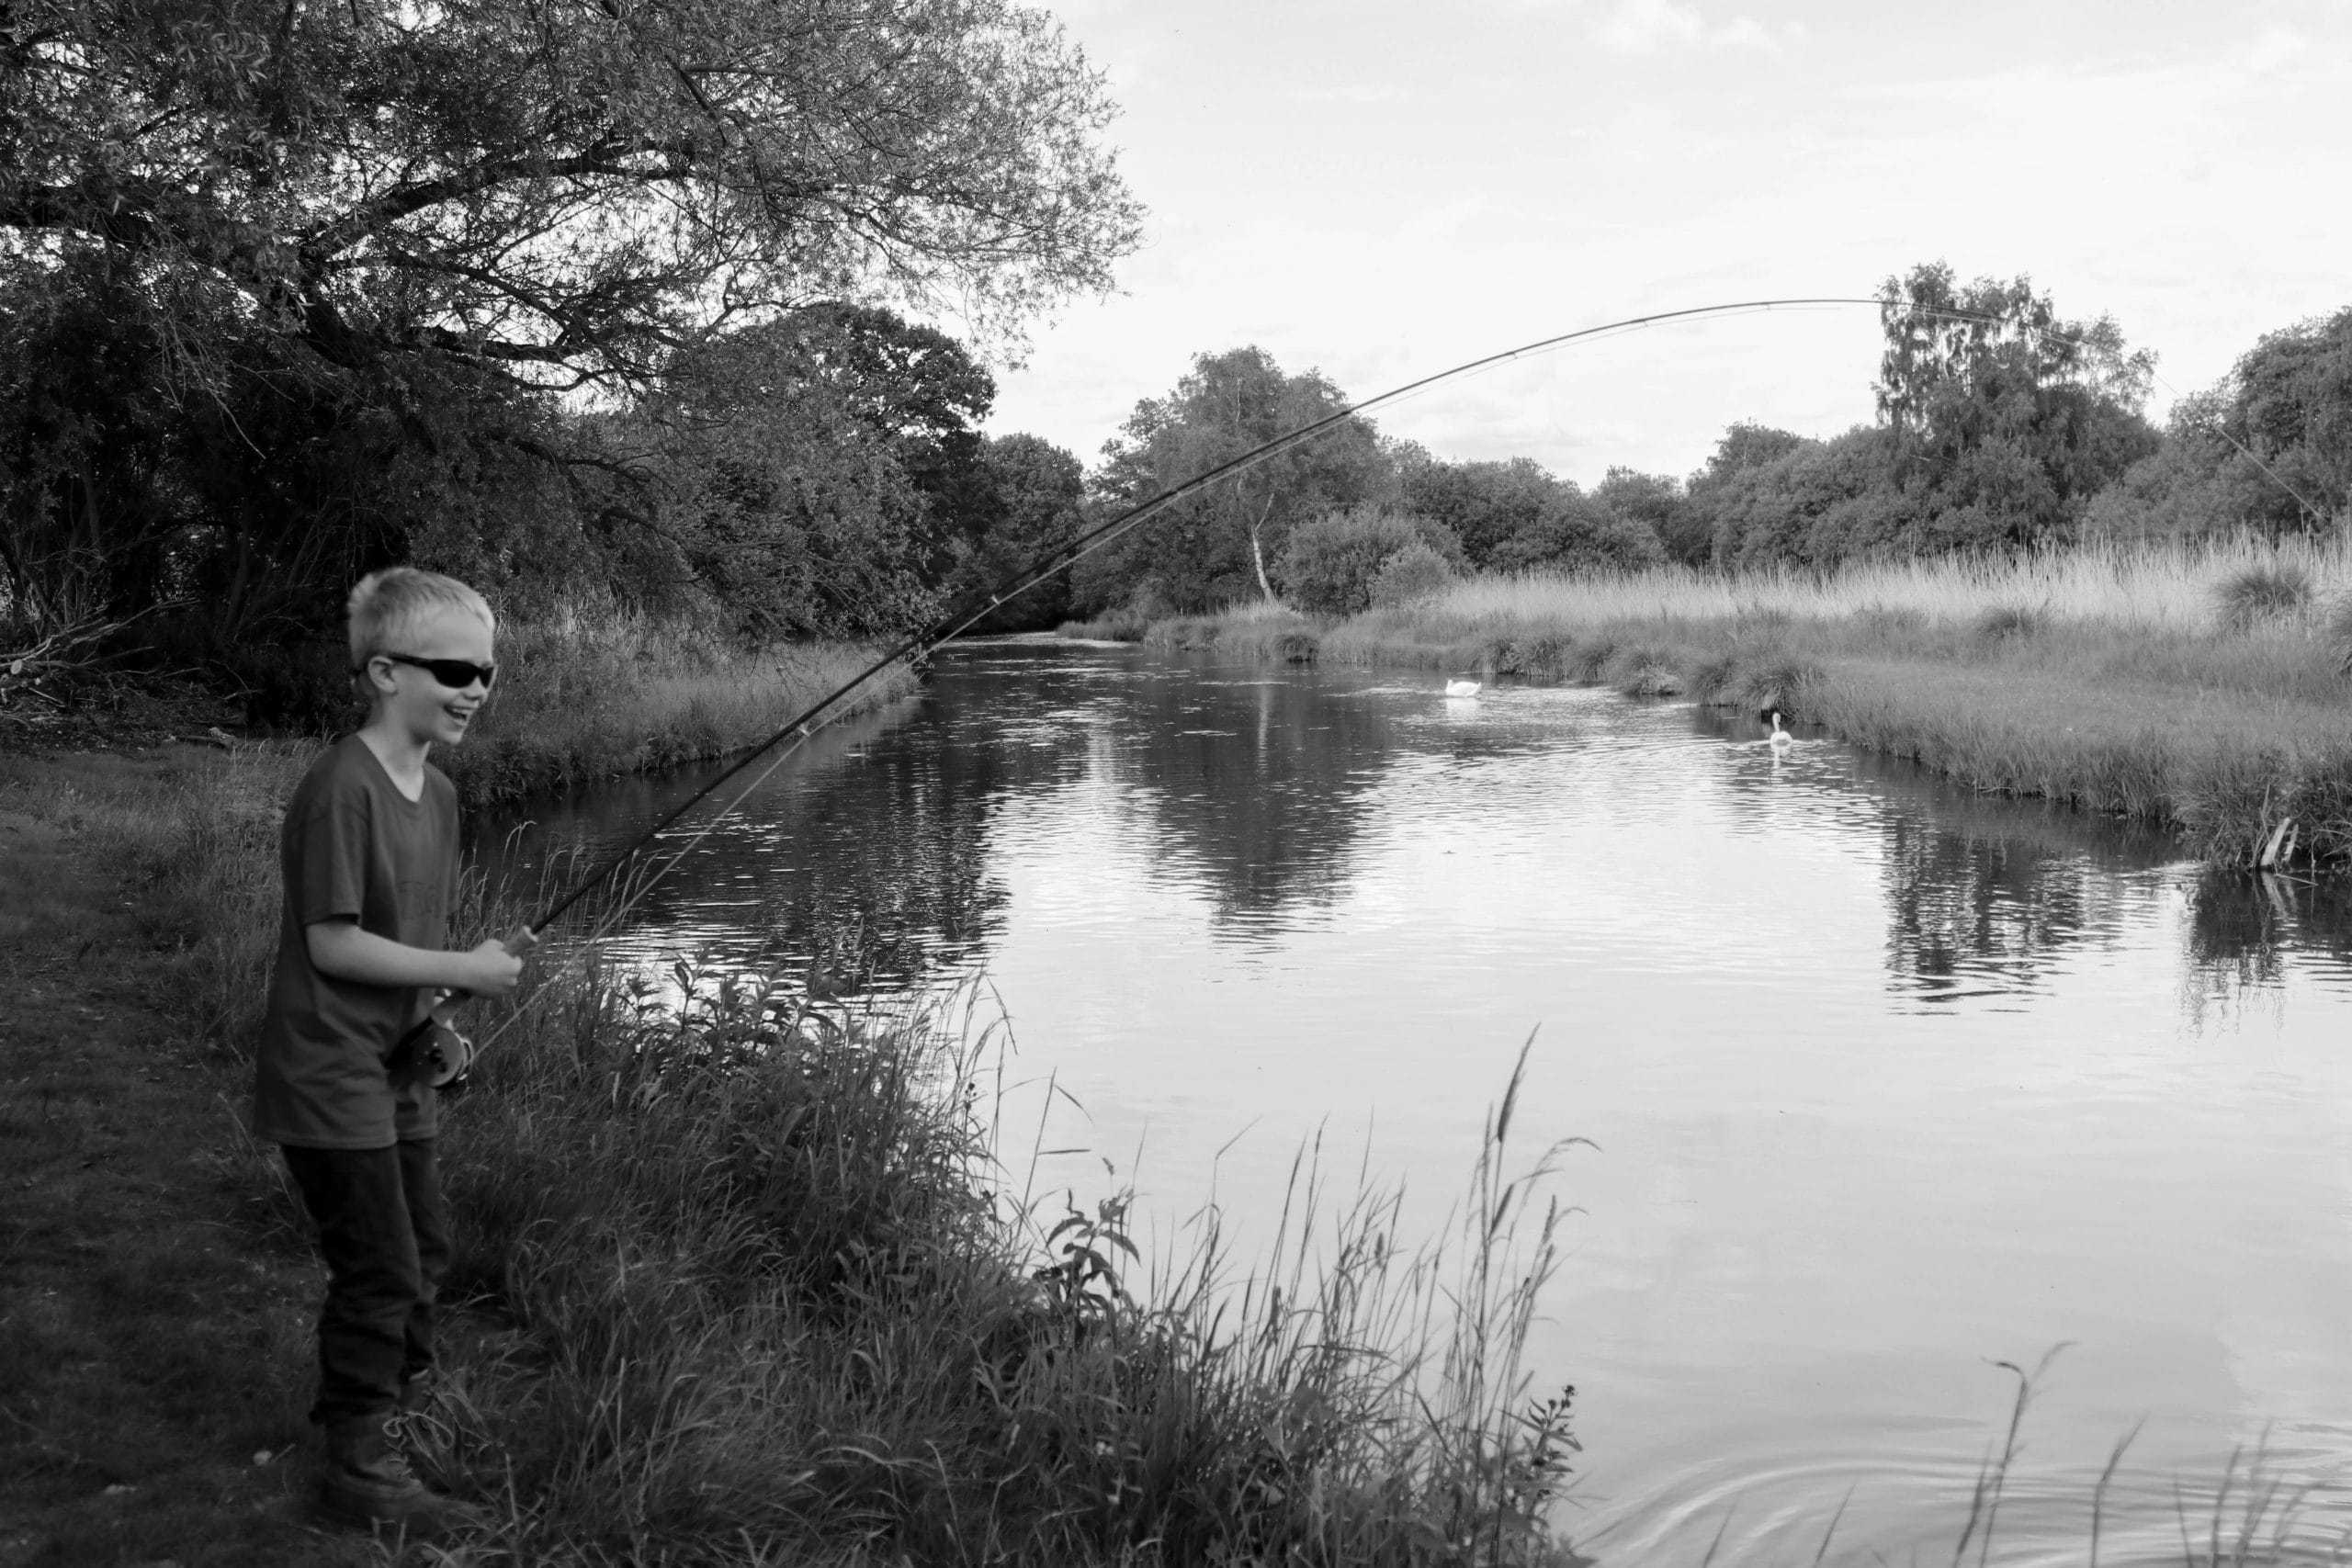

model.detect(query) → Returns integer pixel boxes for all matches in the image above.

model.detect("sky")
[978,0,2352,488]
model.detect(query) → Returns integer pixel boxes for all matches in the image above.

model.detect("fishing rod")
[406,288,2247,1086]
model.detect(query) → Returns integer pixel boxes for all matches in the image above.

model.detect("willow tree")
[0,0,1141,634]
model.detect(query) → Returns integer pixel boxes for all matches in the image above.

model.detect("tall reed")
[1094,536,2352,870]
[410,957,1585,1565]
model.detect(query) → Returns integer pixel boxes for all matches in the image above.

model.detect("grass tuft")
[2216,561,2314,634]
[1973,602,2047,642]
[2326,595,2352,675]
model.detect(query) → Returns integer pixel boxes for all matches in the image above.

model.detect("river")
[482,635,2352,1565]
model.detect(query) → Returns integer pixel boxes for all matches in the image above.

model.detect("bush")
[1369,540,1455,607]
[2215,561,2313,633]
[1277,508,1452,617]
[1487,491,1665,576]
[1975,603,2047,642]
[2328,596,2352,675]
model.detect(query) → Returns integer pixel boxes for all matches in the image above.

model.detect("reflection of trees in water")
[1846,750,2164,1000]
[484,694,1032,985]
[2188,874,2352,989]
[1088,673,1389,931]
[1879,816,2108,997]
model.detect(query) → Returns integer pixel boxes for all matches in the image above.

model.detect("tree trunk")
[1248,491,1279,602]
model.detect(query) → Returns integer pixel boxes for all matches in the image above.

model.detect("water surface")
[485,637,2352,1564]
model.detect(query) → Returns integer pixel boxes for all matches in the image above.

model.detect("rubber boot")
[320,1411,466,1536]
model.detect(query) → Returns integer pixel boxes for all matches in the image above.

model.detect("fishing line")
[413,288,2312,1089]
[508,297,1888,945]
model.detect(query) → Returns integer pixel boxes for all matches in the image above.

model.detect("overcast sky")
[979,0,2352,488]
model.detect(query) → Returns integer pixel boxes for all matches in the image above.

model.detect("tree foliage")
[1078,347,1392,614]
[1872,262,2158,542]
[1274,507,1458,616]
[2087,306,2352,541]
[0,0,1140,654]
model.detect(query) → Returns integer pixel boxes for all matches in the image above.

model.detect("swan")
[1444,677,1482,697]
[1768,711,1794,745]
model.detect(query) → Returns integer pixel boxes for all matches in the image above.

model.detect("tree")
[1485,488,1664,575]
[0,0,1141,640]
[1874,262,2157,543]
[1593,467,1701,567]
[951,433,1088,632]
[2,0,1139,386]
[2082,308,2352,541]
[1079,347,1393,614]
[1397,451,1562,570]
[1274,507,1459,616]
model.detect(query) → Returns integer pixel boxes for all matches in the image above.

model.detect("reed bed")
[446,610,916,805]
[1105,537,2352,870]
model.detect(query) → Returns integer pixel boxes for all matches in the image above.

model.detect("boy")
[254,568,529,1530]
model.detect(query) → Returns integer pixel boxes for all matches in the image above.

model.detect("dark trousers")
[281,1139,449,1427]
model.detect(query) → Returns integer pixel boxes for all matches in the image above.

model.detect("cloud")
[1591,0,1785,54]
[1283,82,1417,105]
[2245,25,2306,72]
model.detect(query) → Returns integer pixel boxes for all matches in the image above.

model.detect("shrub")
[1277,508,1454,617]
[2329,595,2352,675]
[2214,561,2313,633]
[1975,603,2047,641]
[1369,540,1455,607]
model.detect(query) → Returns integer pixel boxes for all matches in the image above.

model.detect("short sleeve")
[294,793,372,928]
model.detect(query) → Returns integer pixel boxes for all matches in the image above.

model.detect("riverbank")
[0,720,1577,1562]
[435,613,918,806]
[1082,537,2352,870]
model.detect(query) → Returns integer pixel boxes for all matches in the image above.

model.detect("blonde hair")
[347,568,494,670]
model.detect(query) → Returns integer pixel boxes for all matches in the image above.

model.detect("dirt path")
[0,756,379,1567]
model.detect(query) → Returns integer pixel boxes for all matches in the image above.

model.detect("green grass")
[445,612,918,805]
[6,740,1586,1564]
[1089,536,2352,870]
[11,638,2352,1564]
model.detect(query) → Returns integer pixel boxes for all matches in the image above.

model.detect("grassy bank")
[437,612,917,806]
[1097,537,2352,870]
[4,738,1583,1562]
[8,687,2350,1562]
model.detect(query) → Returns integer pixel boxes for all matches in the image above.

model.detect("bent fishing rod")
[527,296,1889,929]
[409,289,2243,1087]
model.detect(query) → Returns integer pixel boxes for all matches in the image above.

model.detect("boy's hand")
[462,937,527,997]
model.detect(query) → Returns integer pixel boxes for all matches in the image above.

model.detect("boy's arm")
[307,919,525,996]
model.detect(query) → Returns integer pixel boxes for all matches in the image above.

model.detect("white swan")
[1444,677,1482,697]
[1768,711,1794,745]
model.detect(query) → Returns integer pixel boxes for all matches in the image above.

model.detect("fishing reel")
[392,997,478,1092]
[390,927,534,1094]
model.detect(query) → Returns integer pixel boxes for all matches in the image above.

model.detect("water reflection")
[486,641,2352,1023]
[478,639,2352,1565]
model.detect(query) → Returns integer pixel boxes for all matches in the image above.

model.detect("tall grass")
[447,609,917,805]
[417,966,1585,1564]
[21,663,2352,1564]
[1094,536,2352,870]
[11,736,1589,1564]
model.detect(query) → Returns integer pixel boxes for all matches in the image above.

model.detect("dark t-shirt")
[254,735,458,1149]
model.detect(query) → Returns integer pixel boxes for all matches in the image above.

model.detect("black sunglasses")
[379,652,497,690]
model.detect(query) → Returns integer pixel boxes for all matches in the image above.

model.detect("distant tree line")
[0,0,1134,708]
[1068,264,2352,622]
